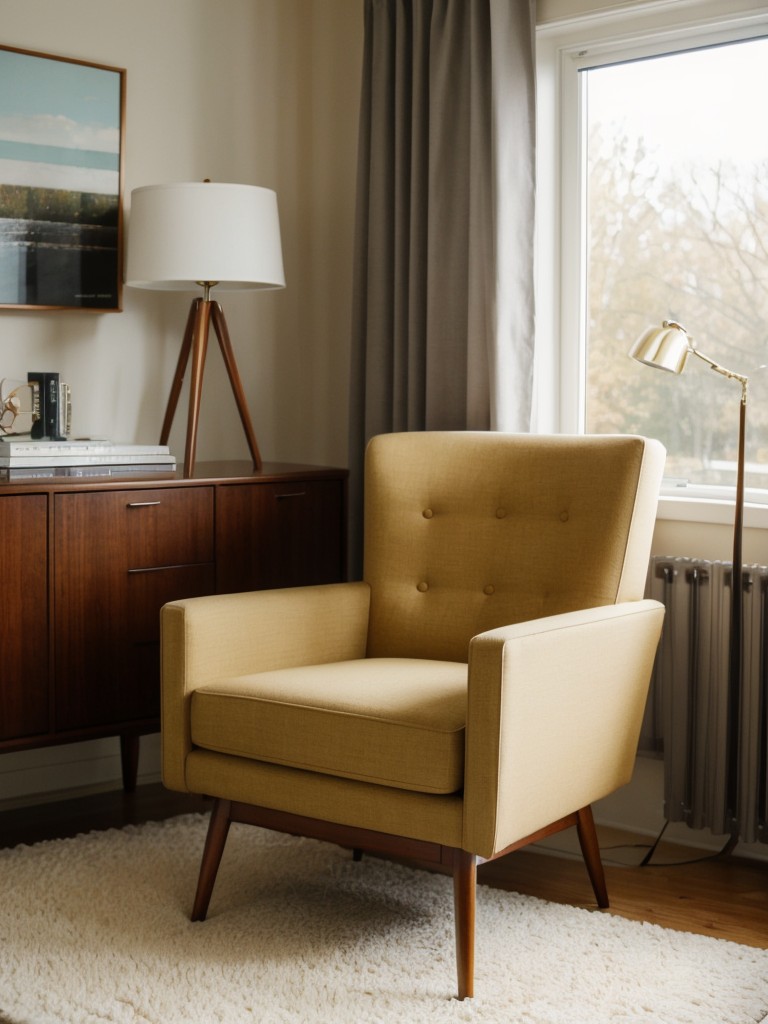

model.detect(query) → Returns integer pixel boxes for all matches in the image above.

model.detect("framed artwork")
[0,44,125,311]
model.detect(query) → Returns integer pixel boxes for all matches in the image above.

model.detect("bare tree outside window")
[584,38,768,494]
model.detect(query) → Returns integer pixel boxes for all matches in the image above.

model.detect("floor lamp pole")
[727,386,747,826]
[159,286,263,475]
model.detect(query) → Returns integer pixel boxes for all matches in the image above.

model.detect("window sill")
[657,494,768,529]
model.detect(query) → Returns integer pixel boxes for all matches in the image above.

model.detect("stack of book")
[0,439,177,479]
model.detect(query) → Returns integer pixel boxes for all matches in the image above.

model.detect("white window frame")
[534,0,768,527]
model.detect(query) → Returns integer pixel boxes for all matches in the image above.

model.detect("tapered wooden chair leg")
[191,798,232,921]
[576,805,609,908]
[453,850,477,1000]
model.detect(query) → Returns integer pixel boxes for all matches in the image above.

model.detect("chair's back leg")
[575,805,609,908]
[452,849,477,1000]
[192,798,233,921]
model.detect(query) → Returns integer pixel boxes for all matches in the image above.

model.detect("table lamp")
[125,181,285,474]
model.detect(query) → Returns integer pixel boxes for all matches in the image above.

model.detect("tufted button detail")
[559,510,569,523]
[495,508,506,519]
[483,584,495,596]
[417,581,429,592]
[422,508,434,519]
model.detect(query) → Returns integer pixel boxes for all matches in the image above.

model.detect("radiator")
[646,555,768,845]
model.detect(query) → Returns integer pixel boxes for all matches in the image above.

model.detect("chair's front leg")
[191,798,232,921]
[575,805,609,908]
[452,849,477,1000]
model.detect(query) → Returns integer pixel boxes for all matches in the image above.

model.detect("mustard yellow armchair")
[161,431,665,1000]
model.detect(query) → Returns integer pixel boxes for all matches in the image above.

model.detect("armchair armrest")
[161,581,371,791]
[462,599,664,859]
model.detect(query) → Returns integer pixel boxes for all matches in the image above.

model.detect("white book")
[0,438,111,453]
[0,440,172,458]
[0,452,177,468]
[0,463,177,480]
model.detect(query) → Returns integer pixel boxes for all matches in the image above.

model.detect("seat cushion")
[190,658,468,794]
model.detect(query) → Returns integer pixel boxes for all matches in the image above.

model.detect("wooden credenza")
[0,460,347,790]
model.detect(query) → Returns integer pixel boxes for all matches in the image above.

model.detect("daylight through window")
[583,37,768,497]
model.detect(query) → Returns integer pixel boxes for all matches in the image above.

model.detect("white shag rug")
[1,813,767,1024]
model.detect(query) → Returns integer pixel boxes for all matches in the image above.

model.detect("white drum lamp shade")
[125,182,285,292]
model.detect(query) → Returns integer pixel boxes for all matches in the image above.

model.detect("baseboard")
[0,734,162,811]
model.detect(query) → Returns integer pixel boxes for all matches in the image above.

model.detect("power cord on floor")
[638,818,670,866]
[600,819,739,867]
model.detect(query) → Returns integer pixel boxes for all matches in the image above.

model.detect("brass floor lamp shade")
[629,319,748,826]
[125,181,285,474]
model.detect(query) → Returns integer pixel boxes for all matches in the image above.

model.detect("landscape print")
[0,46,124,309]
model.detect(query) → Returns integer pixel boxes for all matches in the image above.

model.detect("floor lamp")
[125,181,285,475]
[629,319,748,826]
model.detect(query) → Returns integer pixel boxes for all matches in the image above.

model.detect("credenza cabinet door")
[0,494,48,740]
[215,479,346,593]
[53,487,215,731]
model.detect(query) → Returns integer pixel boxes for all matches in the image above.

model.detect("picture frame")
[0,44,125,311]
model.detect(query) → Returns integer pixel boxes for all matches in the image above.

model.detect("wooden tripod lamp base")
[159,296,263,475]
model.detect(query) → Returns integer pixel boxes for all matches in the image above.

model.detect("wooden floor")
[1,783,766,950]
[482,828,768,950]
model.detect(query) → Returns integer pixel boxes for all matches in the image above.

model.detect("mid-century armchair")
[161,431,665,999]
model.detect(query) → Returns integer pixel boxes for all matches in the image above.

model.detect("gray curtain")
[348,0,536,573]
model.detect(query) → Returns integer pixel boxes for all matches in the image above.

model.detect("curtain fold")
[349,0,536,571]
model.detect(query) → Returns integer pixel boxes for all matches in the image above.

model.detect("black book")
[28,372,64,440]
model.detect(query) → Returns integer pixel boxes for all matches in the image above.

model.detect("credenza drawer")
[55,486,215,571]
[123,487,214,568]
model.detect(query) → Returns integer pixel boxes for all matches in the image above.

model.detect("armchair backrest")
[363,432,665,661]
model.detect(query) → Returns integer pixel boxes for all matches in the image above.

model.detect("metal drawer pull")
[126,501,162,508]
[276,492,306,499]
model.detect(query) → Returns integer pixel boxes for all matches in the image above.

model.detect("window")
[536,1,768,506]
